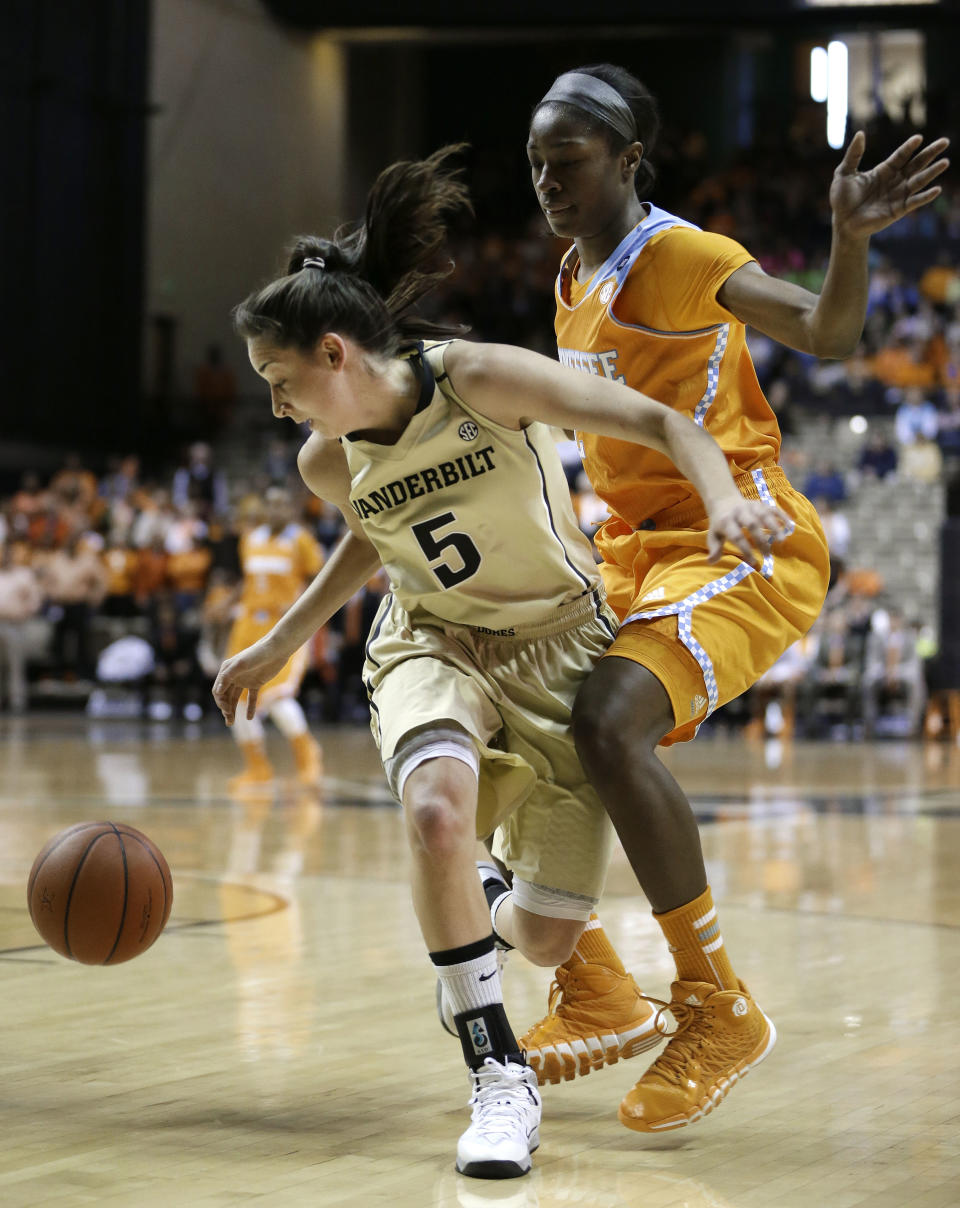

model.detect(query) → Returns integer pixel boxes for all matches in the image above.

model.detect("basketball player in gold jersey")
[212,147,789,1177]
[514,64,949,1134]
[224,485,324,790]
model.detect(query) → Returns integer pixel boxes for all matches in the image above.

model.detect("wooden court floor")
[1,713,959,1208]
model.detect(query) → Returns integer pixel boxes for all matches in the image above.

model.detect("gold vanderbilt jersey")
[340,342,607,633]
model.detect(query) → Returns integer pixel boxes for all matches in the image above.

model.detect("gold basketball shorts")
[362,589,618,901]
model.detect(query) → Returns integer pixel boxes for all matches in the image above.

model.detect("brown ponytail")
[234,144,472,355]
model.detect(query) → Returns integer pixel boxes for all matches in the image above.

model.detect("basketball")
[27,822,173,965]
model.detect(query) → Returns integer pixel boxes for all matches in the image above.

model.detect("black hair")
[233,143,472,356]
[533,63,660,201]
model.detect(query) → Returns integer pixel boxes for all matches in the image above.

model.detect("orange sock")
[654,886,738,991]
[563,914,626,975]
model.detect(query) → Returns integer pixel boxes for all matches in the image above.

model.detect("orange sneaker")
[618,980,776,1133]
[291,732,323,787]
[228,741,274,794]
[520,963,665,1086]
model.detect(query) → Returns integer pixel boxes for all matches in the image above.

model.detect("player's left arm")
[718,131,949,359]
[446,340,790,565]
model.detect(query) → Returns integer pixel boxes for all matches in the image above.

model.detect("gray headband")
[539,72,638,144]
[302,256,326,270]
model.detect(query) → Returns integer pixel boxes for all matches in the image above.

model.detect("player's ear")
[623,142,644,179]
[316,333,347,371]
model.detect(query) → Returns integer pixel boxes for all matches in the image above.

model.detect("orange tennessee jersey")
[555,206,781,527]
[238,523,323,619]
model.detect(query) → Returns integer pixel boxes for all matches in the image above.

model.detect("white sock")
[435,947,503,1015]
[233,710,264,743]
[267,697,308,739]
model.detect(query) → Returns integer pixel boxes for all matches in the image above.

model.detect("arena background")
[2,4,960,1206]
[0,0,957,730]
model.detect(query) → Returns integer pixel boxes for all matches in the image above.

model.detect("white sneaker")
[456,1057,541,1179]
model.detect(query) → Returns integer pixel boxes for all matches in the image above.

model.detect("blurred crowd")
[0,418,948,741]
[0,442,387,725]
[0,109,956,740]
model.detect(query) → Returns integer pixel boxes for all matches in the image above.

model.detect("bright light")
[805,1,938,7]
[827,40,849,150]
[850,414,868,434]
[810,46,828,103]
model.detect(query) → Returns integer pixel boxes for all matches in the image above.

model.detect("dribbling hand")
[212,641,289,724]
[707,498,792,567]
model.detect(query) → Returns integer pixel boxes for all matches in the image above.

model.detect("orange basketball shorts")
[594,465,829,745]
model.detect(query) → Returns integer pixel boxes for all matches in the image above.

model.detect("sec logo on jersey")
[458,421,479,441]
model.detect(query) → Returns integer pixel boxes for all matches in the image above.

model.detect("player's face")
[248,336,354,439]
[527,107,636,240]
[264,493,291,529]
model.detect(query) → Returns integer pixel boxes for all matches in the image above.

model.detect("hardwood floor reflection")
[1,714,958,1207]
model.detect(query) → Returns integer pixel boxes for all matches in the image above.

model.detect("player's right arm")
[212,434,382,724]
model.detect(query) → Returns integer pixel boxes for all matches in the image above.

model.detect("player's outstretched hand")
[212,640,289,724]
[707,498,792,567]
[830,130,950,239]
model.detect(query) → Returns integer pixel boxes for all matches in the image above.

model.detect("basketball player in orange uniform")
[226,485,324,789]
[509,64,950,1132]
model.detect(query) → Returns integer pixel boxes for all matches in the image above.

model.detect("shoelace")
[469,1059,537,1136]
[637,994,712,1087]
[543,965,574,1017]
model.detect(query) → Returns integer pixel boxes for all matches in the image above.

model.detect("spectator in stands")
[765,377,797,437]
[861,609,926,738]
[799,607,864,738]
[827,350,887,417]
[207,510,243,581]
[895,386,940,446]
[936,385,960,456]
[36,531,109,683]
[147,589,205,719]
[262,437,297,485]
[813,496,851,589]
[919,252,960,308]
[857,430,898,480]
[901,435,943,484]
[164,500,208,557]
[0,543,43,712]
[99,454,142,514]
[9,472,48,539]
[803,461,847,505]
[311,498,347,555]
[872,333,936,390]
[49,452,99,518]
[172,442,229,519]
[133,534,168,616]
[130,486,177,550]
[165,530,212,621]
[100,532,140,617]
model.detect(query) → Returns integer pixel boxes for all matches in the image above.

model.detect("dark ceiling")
[259,0,959,33]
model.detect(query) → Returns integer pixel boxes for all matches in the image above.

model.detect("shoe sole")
[617,1010,777,1133]
[525,1018,665,1086]
[456,1135,539,1180]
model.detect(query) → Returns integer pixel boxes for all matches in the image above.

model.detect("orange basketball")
[27,821,173,965]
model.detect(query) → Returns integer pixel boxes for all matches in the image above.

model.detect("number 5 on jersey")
[411,512,482,589]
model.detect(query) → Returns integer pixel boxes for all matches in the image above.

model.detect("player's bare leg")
[403,758,540,1178]
[572,657,775,1131]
